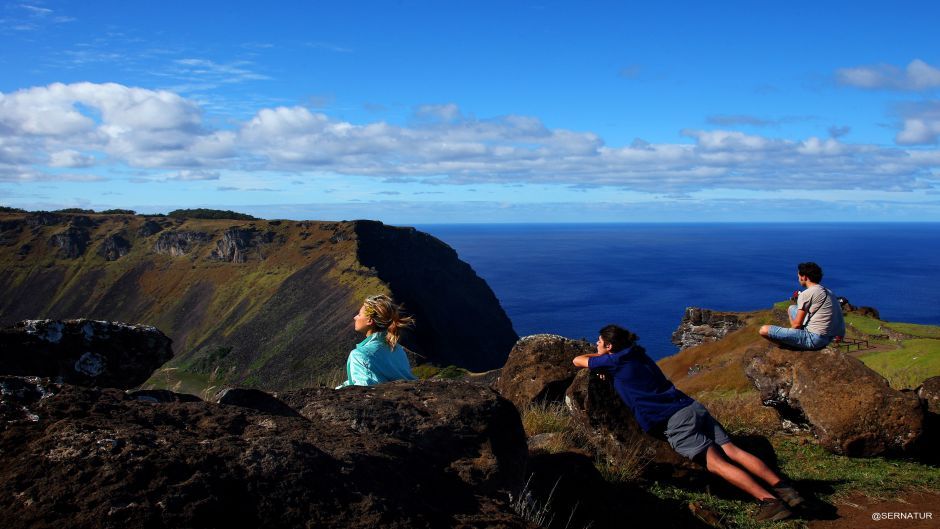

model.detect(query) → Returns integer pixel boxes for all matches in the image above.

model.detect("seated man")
[573,324,804,522]
[759,262,846,351]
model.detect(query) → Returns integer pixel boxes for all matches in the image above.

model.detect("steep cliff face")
[0,213,517,391]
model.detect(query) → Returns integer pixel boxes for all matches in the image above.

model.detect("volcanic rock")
[672,307,746,351]
[48,226,90,258]
[97,233,132,261]
[213,387,300,417]
[126,389,202,404]
[745,346,924,456]
[0,319,173,389]
[152,230,211,256]
[918,376,940,415]
[0,378,529,529]
[495,334,592,410]
[565,369,698,479]
[209,227,275,263]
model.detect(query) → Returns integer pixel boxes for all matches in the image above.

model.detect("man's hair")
[598,324,639,353]
[797,262,823,283]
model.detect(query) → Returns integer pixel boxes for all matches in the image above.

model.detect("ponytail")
[362,294,415,349]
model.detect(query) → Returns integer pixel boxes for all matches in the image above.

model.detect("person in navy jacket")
[573,324,804,522]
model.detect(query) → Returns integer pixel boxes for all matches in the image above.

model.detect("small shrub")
[521,401,572,437]
[412,364,441,380]
[100,209,136,215]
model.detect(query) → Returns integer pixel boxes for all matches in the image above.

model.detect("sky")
[1,0,939,223]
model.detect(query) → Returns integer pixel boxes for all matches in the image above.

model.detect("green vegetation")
[54,208,96,214]
[860,338,940,389]
[0,206,27,213]
[843,313,884,336]
[412,363,469,380]
[167,208,258,220]
[884,321,940,339]
[100,208,137,215]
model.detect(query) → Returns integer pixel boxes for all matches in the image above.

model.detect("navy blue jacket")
[588,346,694,433]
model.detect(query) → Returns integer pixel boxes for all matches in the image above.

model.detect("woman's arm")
[572,352,606,368]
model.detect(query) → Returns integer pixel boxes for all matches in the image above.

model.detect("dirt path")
[807,491,939,529]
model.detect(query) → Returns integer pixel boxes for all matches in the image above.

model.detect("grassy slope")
[0,214,385,392]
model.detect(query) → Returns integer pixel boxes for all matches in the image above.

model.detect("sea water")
[419,223,940,360]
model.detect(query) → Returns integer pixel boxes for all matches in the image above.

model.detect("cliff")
[0,212,517,391]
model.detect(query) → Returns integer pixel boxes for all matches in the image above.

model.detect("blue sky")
[1,0,939,222]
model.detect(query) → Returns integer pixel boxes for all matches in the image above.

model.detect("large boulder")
[917,376,940,415]
[0,319,173,389]
[745,346,924,456]
[495,334,592,410]
[0,378,530,529]
[564,369,698,479]
[671,307,746,351]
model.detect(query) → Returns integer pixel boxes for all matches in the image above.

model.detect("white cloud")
[172,169,219,181]
[896,101,940,145]
[1,82,939,191]
[836,59,940,91]
[48,149,95,168]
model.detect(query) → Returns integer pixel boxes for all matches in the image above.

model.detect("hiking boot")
[772,480,805,508]
[755,499,792,522]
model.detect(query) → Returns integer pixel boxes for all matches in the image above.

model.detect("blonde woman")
[336,294,417,388]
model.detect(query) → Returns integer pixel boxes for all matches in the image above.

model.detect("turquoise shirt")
[336,331,416,388]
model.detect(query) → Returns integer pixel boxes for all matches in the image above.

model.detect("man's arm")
[572,352,606,368]
[789,308,807,329]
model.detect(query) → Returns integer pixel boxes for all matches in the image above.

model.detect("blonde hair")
[362,294,415,349]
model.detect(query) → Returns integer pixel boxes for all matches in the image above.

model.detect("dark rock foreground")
[0,378,529,529]
[0,319,172,389]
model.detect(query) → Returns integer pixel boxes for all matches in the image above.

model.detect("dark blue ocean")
[418,223,940,360]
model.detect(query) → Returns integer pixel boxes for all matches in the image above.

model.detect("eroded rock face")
[0,319,173,389]
[48,227,90,258]
[152,230,211,256]
[745,346,924,456]
[98,233,132,261]
[494,334,591,410]
[0,378,529,529]
[671,307,745,351]
[209,228,275,263]
[565,370,699,479]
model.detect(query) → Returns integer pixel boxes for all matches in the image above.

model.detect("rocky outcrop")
[495,334,591,410]
[48,226,90,258]
[671,307,745,350]
[209,227,275,263]
[838,297,881,319]
[0,319,173,389]
[918,376,940,414]
[98,233,132,261]
[0,378,529,529]
[745,346,924,456]
[354,221,518,372]
[152,230,211,256]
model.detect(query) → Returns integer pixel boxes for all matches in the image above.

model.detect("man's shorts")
[766,325,831,350]
[664,401,731,460]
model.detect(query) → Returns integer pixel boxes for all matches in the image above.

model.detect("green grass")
[843,313,884,336]
[775,438,940,500]
[883,321,940,339]
[859,338,940,389]
[642,437,940,529]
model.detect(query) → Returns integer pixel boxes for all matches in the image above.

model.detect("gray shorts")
[664,401,731,460]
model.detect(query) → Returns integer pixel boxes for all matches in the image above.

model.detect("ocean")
[418,223,940,360]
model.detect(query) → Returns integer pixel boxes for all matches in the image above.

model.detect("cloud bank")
[1,82,938,192]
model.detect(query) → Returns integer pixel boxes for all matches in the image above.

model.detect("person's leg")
[703,446,775,501]
[719,442,783,486]
[763,326,819,350]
